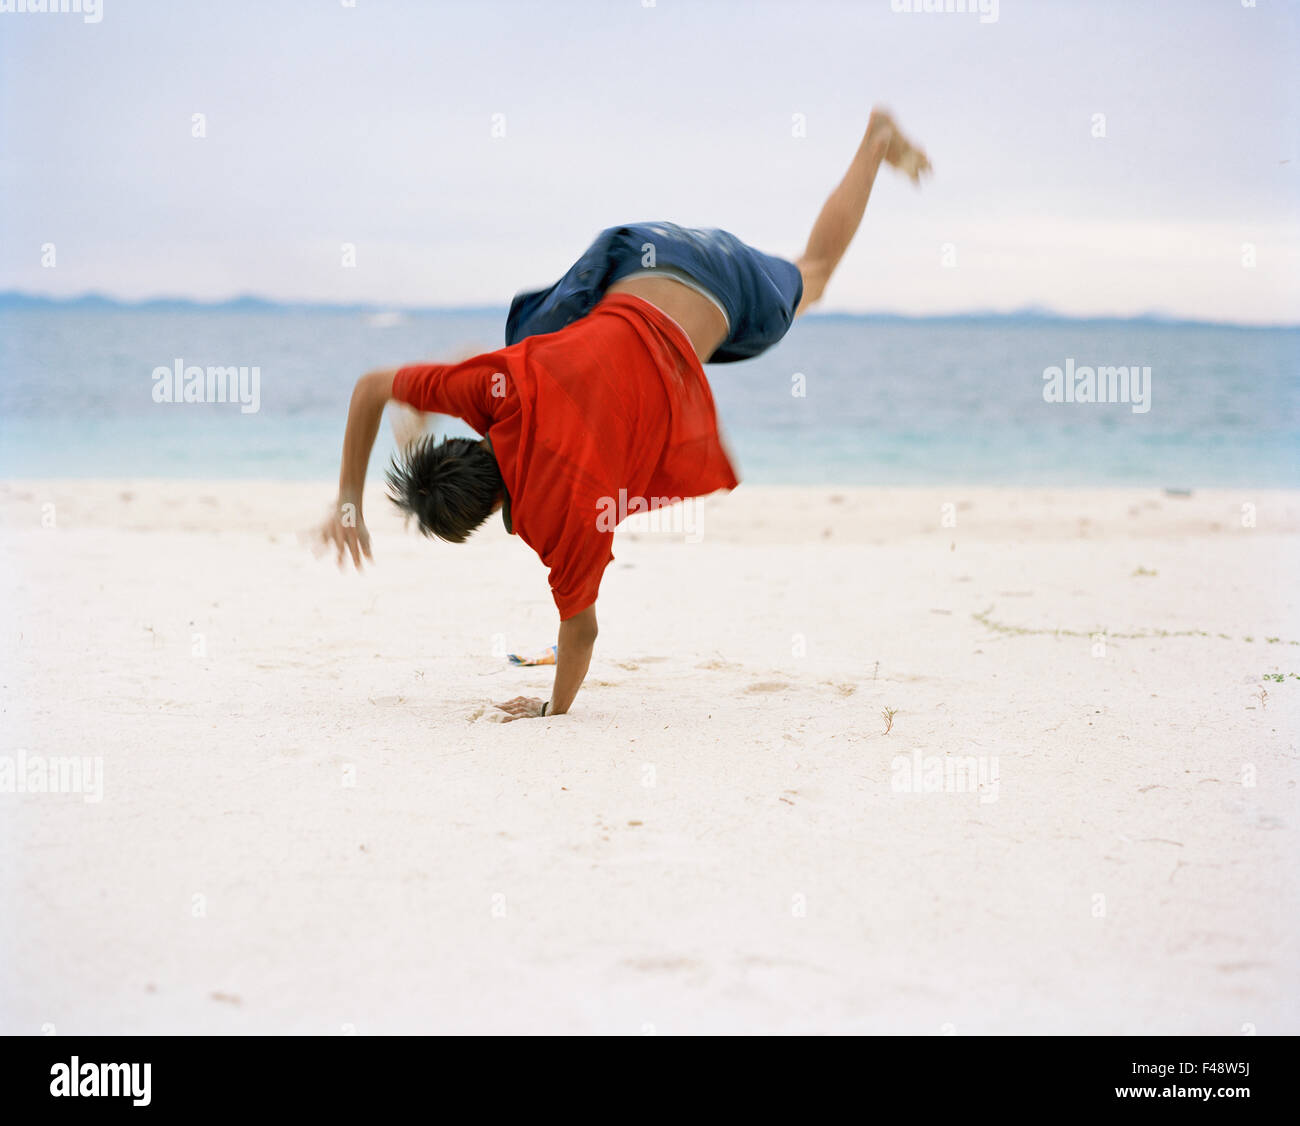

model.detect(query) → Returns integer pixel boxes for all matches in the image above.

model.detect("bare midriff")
[606,274,729,364]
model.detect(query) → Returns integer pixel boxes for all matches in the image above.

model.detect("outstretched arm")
[496,603,599,721]
[551,605,598,714]
[795,109,931,316]
[318,368,396,568]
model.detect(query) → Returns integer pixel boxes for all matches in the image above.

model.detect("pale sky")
[1,0,1296,322]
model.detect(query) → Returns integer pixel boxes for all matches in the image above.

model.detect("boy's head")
[386,435,502,543]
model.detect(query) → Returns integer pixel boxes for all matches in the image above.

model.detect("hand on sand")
[314,500,372,570]
[868,108,932,185]
[494,696,547,722]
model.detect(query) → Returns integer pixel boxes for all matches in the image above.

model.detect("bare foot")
[868,108,932,184]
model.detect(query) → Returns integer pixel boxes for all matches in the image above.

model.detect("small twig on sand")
[881,707,898,735]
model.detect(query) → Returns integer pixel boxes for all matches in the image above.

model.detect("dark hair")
[386,435,502,543]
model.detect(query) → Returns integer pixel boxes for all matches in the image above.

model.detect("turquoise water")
[1,307,1295,485]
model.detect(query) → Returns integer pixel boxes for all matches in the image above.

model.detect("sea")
[1,304,1295,486]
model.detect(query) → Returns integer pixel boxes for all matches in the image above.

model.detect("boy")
[318,109,930,720]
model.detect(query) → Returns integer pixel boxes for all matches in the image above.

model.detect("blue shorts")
[506,222,803,363]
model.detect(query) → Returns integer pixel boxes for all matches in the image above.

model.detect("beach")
[1,479,1297,1034]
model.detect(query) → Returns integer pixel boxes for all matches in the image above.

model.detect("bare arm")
[550,605,598,715]
[318,368,396,568]
[339,369,397,503]
[495,603,598,721]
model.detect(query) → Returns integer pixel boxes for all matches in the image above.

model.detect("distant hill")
[0,292,505,317]
[803,304,1299,331]
[0,291,1294,331]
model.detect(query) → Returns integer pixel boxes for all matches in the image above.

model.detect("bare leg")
[795,109,931,316]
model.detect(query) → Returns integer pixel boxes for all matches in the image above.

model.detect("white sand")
[1,480,1297,1034]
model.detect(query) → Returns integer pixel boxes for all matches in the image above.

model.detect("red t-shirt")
[391,293,739,619]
